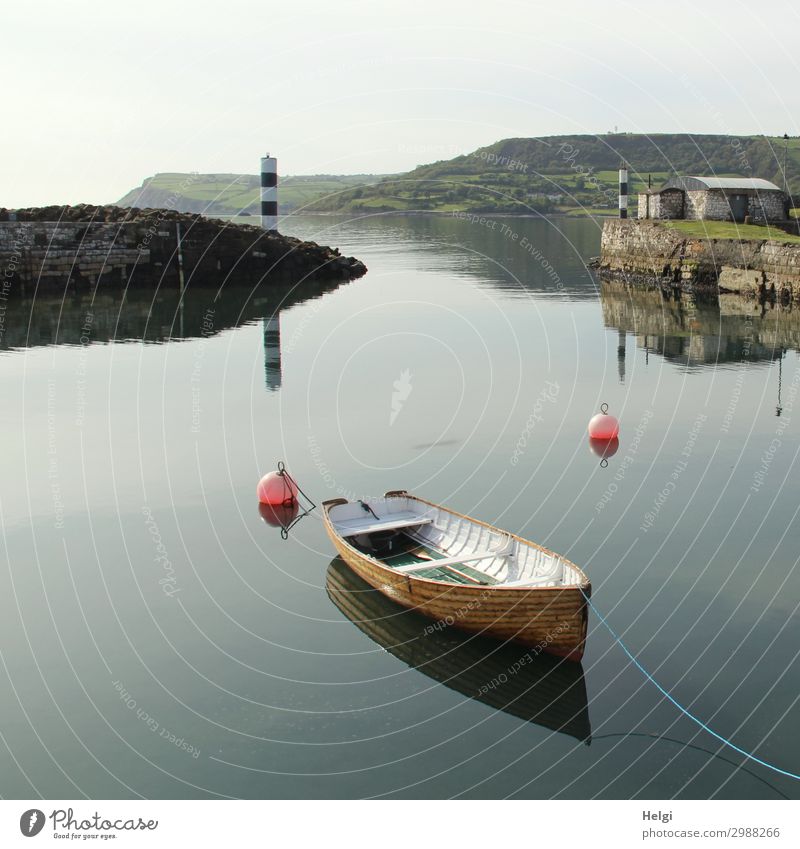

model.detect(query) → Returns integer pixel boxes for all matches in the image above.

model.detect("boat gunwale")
[322,491,591,593]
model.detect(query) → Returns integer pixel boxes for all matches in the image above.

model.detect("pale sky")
[2,0,799,207]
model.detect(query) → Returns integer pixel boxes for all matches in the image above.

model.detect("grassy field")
[661,219,800,244]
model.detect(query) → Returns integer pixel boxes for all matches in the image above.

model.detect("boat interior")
[328,495,584,588]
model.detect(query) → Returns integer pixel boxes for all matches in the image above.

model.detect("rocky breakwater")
[598,219,800,301]
[0,204,366,293]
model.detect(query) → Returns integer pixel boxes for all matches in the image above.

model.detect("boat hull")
[323,494,591,661]
[326,557,591,741]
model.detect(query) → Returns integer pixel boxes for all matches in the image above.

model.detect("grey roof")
[662,176,783,192]
[641,186,683,195]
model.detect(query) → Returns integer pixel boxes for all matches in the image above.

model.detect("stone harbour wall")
[0,205,367,293]
[0,220,145,289]
[599,219,800,299]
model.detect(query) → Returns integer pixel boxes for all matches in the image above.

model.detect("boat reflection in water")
[326,557,591,743]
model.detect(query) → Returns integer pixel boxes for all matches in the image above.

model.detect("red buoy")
[257,467,299,506]
[258,500,299,528]
[588,403,620,440]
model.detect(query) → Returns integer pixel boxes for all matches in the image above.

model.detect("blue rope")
[582,591,800,781]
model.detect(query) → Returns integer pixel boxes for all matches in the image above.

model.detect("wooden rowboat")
[326,557,591,741]
[322,491,591,662]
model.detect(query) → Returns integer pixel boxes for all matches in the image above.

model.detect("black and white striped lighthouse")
[618,161,628,219]
[260,153,278,231]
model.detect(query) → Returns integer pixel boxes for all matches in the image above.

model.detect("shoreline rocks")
[0,204,367,292]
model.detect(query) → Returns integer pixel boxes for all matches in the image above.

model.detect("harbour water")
[0,213,798,799]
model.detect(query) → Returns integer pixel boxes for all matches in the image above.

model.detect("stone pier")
[0,205,366,293]
[598,219,800,300]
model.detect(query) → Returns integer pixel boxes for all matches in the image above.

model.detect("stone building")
[637,176,787,224]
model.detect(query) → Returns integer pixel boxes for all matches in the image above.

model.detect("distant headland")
[115,134,800,218]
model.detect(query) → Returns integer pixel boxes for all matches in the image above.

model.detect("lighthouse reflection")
[326,557,592,743]
[263,313,282,391]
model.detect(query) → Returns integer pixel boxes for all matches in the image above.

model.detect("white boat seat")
[393,544,511,574]
[335,512,433,538]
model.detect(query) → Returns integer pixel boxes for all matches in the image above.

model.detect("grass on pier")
[660,219,800,244]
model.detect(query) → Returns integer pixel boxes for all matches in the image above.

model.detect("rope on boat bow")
[359,500,381,521]
[582,590,800,782]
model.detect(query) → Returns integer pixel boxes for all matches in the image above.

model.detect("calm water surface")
[1,214,798,799]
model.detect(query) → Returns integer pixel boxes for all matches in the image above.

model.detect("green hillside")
[306,134,800,216]
[116,172,389,216]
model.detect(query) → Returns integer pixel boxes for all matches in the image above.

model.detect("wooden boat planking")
[326,557,591,742]
[322,491,591,662]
